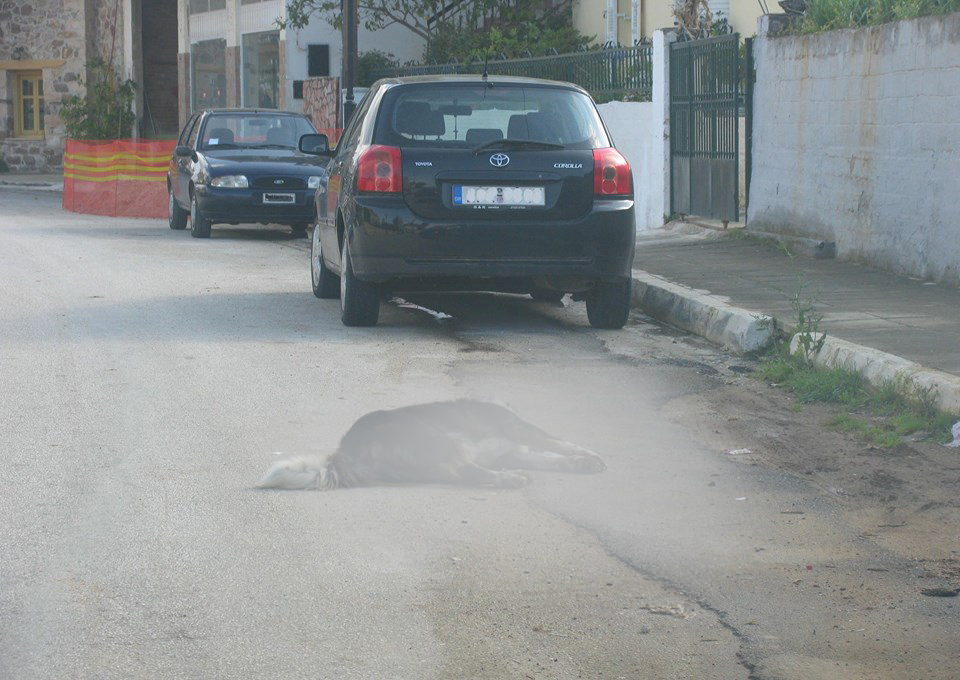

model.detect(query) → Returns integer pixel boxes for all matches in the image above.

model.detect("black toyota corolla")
[303,75,636,328]
[167,109,328,238]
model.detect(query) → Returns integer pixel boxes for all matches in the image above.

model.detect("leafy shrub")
[61,58,137,140]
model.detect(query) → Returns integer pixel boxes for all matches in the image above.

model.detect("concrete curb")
[631,270,960,415]
[631,271,775,354]
[801,334,960,415]
[0,180,64,192]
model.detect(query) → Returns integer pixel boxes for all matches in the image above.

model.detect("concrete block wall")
[748,13,960,285]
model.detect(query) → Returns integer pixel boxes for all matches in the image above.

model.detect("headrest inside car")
[396,101,445,136]
[465,128,504,144]
[206,127,234,144]
[507,114,528,140]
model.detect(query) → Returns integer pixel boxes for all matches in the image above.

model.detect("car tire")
[339,238,380,327]
[291,223,309,238]
[168,187,188,230]
[530,289,565,303]
[190,191,211,239]
[311,223,340,299]
[586,278,632,329]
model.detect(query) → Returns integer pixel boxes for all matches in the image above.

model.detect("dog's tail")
[257,455,340,491]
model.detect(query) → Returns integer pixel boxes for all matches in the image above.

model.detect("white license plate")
[453,185,544,207]
[263,192,295,204]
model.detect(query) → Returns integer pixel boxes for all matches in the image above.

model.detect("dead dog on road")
[258,400,606,490]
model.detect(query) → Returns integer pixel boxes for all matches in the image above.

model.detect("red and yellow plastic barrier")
[63,139,176,218]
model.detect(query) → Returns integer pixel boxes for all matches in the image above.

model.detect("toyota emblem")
[273,179,284,185]
[489,153,510,167]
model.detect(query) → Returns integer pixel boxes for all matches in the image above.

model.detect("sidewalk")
[632,222,960,413]
[0,173,64,192]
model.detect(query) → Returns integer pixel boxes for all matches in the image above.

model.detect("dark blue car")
[167,109,328,238]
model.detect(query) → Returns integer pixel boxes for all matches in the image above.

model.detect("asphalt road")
[1,191,957,680]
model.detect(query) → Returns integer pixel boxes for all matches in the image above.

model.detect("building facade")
[573,0,764,44]
[0,0,179,173]
[176,0,425,130]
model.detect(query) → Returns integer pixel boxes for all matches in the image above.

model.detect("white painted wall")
[748,13,960,285]
[594,30,675,232]
[284,19,424,114]
[597,101,662,230]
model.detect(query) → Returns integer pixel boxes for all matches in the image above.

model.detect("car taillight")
[593,148,632,197]
[357,145,402,193]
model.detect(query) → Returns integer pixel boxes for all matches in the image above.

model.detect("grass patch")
[756,352,957,447]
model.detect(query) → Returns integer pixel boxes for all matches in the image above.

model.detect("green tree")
[61,58,137,140]
[281,0,588,62]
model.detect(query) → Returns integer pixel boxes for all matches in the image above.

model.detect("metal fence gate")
[670,33,740,222]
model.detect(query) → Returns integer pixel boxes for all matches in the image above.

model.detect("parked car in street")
[167,109,329,238]
[303,75,636,329]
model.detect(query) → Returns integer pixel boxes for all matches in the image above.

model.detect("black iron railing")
[370,44,654,101]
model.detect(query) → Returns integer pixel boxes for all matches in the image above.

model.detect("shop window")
[242,31,280,108]
[14,71,44,138]
[192,39,227,109]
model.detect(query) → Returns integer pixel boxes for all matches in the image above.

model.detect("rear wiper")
[471,139,564,155]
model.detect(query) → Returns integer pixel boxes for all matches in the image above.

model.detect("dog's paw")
[497,470,533,488]
[566,454,607,473]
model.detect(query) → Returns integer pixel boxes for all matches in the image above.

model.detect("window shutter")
[307,45,330,77]
[605,0,619,45]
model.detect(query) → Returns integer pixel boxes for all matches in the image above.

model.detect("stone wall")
[0,0,91,171]
[302,76,339,131]
[748,13,960,285]
[0,0,134,171]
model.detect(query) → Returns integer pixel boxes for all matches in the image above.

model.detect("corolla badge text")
[489,153,510,167]
[554,163,583,169]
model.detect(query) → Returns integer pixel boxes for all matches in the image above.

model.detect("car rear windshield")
[377,84,610,150]
[199,114,317,150]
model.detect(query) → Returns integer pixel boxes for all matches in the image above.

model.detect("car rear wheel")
[291,223,308,238]
[530,289,565,303]
[190,192,212,239]
[168,187,188,230]
[311,224,339,299]
[339,239,380,326]
[586,278,632,329]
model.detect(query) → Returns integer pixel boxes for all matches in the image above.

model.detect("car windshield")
[199,113,317,150]
[379,84,610,150]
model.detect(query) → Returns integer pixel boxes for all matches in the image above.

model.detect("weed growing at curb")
[754,286,957,447]
[755,348,956,446]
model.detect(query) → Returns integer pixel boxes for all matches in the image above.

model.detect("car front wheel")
[311,224,339,299]
[168,187,188,230]
[586,278,632,329]
[339,238,380,327]
[190,191,211,239]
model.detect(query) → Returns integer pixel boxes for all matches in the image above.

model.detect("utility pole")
[341,0,358,126]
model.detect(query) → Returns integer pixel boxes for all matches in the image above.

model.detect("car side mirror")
[174,145,193,158]
[299,133,331,156]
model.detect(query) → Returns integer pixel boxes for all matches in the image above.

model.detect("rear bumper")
[347,196,636,290]
[195,185,315,225]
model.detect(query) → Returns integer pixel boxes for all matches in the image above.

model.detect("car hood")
[205,149,328,175]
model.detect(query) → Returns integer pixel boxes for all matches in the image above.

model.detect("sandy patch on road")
[666,380,960,582]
